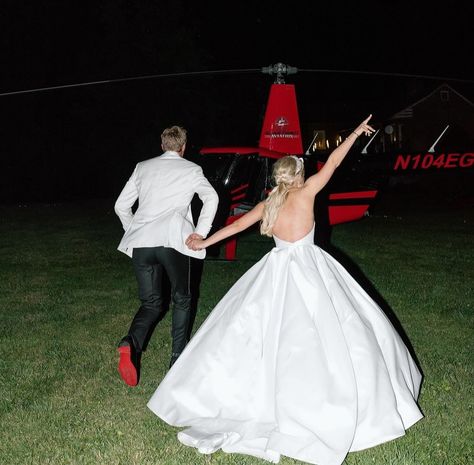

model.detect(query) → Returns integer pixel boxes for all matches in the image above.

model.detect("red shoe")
[117,344,140,386]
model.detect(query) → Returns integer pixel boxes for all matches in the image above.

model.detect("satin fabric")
[147,225,423,465]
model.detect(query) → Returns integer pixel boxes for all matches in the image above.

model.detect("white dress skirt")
[147,225,423,465]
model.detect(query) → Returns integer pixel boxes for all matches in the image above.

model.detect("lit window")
[311,130,327,151]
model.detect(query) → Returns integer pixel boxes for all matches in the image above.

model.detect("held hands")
[185,233,206,251]
[188,239,206,251]
[353,114,375,137]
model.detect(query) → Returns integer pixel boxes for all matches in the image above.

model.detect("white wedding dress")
[147,225,423,465]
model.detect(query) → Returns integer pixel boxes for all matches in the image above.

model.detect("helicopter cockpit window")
[245,158,268,204]
[198,154,234,184]
[224,156,255,189]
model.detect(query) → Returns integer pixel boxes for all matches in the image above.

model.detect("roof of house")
[390,83,474,120]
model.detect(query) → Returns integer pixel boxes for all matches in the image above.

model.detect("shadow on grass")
[324,239,424,375]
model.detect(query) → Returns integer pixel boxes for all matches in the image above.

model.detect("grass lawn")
[0,194,472,465]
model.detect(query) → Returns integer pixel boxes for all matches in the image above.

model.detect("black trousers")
[124,246,192,358]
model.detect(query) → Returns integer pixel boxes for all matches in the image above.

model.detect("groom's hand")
[186,233,203,248]
[188,238,205,251]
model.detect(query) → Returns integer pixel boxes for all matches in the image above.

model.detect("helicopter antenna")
[305,131,320,155]
[361,129,380,154]
[427,124,450,153]
[261,63,298,84]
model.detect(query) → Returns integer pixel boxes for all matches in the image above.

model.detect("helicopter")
[1,62,471,258]
[188,63,474,260]
[190,63,379,259]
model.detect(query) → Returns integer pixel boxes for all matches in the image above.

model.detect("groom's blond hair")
[161,126,187,152]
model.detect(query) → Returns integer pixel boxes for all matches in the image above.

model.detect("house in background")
[305,83,474,155]
[382,83,474,153]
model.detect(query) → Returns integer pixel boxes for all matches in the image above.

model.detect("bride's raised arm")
[303,115,375,197]
[186,202,265,251]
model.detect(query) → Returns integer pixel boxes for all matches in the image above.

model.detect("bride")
[147,115,423,465]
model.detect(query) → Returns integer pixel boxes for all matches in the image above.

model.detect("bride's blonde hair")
[260,156,305,236]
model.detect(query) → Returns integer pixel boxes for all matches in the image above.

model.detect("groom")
[114,125,218,386]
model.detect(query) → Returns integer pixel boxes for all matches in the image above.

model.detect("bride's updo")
[260,156,305,236]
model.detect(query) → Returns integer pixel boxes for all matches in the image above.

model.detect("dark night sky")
[1,1,473,202]
[2,2,474,87]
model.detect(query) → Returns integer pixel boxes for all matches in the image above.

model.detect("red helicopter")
[192,63,379,259]
[191,64,473,259]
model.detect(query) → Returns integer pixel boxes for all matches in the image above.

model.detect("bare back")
[271,187,316,242]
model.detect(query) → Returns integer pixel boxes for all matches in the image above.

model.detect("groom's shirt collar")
[162,150,182,158]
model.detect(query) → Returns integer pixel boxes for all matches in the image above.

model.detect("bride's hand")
[188,238,206,251]
[186,233,203,246]
[353,114,375,137]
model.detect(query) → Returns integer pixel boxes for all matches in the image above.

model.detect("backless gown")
[147,224,423,465]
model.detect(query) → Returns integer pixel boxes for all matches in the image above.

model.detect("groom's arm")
[187,202,265,250]
[114,165,139,231]
[192,167,219,238]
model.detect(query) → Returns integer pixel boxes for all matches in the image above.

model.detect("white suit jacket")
[114,151,218,259]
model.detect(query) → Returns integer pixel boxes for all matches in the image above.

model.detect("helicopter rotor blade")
[299,68,474,83]
[0,68,260,98]
[1,67,472,98]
